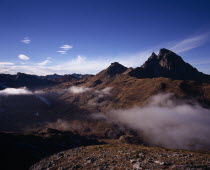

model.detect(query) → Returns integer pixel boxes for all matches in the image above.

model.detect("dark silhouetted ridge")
[129,48,210,81]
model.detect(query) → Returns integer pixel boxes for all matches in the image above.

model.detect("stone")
[133,162,142,169]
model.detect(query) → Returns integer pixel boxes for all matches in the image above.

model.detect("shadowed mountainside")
[0,128,102,170]
[130,48,210,81]
[0,72,92,89]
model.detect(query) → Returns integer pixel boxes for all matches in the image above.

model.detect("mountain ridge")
[0,73,92,89]
[0,48,209,89]
[90,48,210,82]
[129,48,210,81]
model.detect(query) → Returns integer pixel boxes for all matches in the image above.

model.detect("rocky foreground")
[31,144,210,170]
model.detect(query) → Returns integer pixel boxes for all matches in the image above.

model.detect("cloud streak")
[36,58,52,66]
[1,32,210,75]
[57,50,67,54]
[0,62,14,66]
[57,44,73,54]
[169,32,210,53]
[18,54,30,60]
[21,37,31,44]
[60,44,73,50]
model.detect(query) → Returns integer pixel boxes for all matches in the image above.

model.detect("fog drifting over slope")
[68,86,91,94]
[68,86,112,96]
[0,87,46,96]
[93,93,210,150]
[0,87,50,105]
[1,86,210,150]
[0,87,33,95]
[68,86,113,106]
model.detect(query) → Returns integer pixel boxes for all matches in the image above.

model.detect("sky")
[0,0,210,75]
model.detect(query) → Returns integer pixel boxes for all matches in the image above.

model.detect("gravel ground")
[30,144,210,170]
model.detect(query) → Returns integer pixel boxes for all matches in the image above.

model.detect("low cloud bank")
[68,86,91,94]
[0,87,33,95]
[0,87,50,105]
[68,86,113,106]
[93,93,210,150]
[94,87,112,98]
[68,86,112,96]
[0,87,46,96]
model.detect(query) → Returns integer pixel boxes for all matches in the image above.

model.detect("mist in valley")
[92,93,210,150]
[1,86,210,150]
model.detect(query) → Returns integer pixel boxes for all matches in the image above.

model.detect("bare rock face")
[130,48,210,81]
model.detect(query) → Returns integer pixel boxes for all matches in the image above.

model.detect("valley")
[1,49,210,169]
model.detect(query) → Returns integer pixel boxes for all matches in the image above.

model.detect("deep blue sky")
[0,0,210,75]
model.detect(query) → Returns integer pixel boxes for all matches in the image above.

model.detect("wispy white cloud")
[188,59,210,65]
[60,44,73,50]
[57,44,73,54]
[169,32,210,53]
[71,55,86,64]
[1,32,210,75]
[36,58,52,66]
[49,55,109,74]
[0,55,107,75]
[21,37,31,44]
[0,65,53,75]
[18,54,30,60]
[57,50,67,54]
[0,62,14,66]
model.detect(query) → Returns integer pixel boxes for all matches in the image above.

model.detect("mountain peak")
[159,48,171,55]
[157,48,176,60]
[106,62,127,76]
[148,52,157,59]
[110,62,122,67]
[94,62,128,81]
[129,48,209,81]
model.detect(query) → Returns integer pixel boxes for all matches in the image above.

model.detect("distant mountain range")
[0,72,92,89]
[0,49,209,90]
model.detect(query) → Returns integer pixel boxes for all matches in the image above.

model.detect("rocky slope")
[31,144,210,170]
[56,75,210,112]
